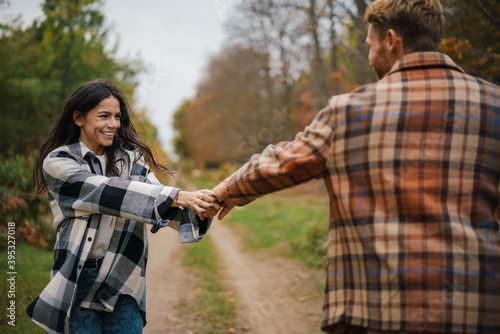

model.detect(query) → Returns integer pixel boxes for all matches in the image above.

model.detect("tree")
[177,44,285,167]
[327,0,341,94]
[174,0,374,165]
[172,99,191,161]
[227,0,308,115]
[441,0,500,84]
[0,0,141,155]
[0,0,169,249]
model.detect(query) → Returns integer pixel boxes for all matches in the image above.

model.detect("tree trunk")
[309,0,330,103]
[354,0,368,85]
[328,0,340,94]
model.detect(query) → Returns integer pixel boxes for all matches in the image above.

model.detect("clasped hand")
[174,184,234,221]
[173,189,220,220]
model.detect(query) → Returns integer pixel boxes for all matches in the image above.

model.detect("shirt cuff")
[178,208,213,243]
[151,186,181,234]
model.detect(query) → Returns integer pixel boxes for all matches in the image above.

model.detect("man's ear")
[386,29,405,56]
[73,110,82,127]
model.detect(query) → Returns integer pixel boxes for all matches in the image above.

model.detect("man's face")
[366,24,393,79]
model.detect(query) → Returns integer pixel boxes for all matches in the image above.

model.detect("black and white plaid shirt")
[27,139,204,333]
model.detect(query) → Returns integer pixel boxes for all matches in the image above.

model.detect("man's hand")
[212,182,235,220]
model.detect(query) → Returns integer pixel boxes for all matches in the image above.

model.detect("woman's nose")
[108,117,119,128]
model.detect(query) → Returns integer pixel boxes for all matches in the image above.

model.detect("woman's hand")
[173,189,220,220]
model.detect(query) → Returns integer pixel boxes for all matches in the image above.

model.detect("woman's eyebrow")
[97,111,121,115]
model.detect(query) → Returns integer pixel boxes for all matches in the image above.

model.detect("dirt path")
[145,175,324,333]
[144,229,199,334]
[210,223,324,333]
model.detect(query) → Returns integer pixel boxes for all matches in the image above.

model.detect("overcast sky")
[2,0,238,157]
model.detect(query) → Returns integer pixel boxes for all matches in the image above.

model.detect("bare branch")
[475,0,500,24]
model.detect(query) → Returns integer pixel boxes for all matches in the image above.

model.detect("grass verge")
[180,236,237,333]
[225,190,329,268]
[0,243,53,333]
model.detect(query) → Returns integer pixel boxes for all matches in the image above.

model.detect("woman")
[27,79,219,333]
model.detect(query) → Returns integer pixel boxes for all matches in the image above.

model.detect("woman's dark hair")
[32,79,171,195]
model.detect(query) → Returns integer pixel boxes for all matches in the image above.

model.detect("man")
[212,0,500,333]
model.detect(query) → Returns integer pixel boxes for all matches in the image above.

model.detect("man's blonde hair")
[365,0,444,53]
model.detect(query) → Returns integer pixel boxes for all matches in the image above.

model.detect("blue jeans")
[69,268,143,334]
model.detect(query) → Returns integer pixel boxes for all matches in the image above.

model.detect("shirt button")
[78,265,82,270]
[88,237,92,242]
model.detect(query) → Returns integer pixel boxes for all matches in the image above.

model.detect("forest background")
[0,0,499,254]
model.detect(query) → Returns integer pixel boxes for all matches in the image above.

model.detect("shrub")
[0,151,54,250]
[289,221,328,268]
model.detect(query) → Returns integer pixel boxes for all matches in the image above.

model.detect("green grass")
[0,243,53,333]
[185,170,217,189]
[180,236,237,333]
[226,192,329,268]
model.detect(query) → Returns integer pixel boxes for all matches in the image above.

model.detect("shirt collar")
[78,140,96,159]
[66,138,134,160]
[386,52,465,78]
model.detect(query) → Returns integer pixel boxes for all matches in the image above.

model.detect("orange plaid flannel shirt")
[219,52,500,333]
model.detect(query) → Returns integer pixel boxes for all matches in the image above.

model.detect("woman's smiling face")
[73,96,121,155]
